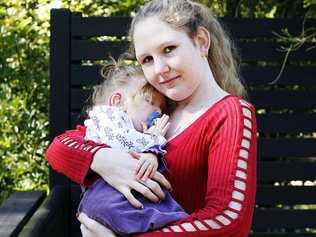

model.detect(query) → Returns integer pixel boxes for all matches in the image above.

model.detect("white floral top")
[84,105,166,154]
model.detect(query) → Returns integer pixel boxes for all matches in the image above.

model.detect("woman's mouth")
[160,76,180,85]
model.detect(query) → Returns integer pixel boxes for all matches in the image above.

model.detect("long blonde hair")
[129,0,246,98]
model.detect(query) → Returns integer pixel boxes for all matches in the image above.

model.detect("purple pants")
[78,179,188,236]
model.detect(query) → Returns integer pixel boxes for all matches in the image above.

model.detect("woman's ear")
[194,26,211,57]
[108,92,122,106]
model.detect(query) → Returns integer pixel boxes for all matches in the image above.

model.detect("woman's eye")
[142,56,153,64]
[164,46,176,54]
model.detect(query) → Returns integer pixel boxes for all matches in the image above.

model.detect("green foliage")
[0,0,51,204]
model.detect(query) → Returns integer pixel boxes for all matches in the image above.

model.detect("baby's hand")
[134,153,158,181]
[143,114,170,137]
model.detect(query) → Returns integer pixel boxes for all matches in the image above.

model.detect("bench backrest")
[50,8,316,236]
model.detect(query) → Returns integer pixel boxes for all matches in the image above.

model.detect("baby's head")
[90,58,166,131]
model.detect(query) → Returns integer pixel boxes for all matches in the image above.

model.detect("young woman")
[46,0,257,236]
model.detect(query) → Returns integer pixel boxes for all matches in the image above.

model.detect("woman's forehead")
[133,17,187,56]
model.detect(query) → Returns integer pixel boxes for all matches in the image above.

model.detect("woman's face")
[133,17,207,102]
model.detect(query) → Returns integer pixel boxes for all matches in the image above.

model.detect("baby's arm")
[134,114,170,181]
[134,152,159,181]
[143,114,170,137]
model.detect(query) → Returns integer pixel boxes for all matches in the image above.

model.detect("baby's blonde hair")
[129,0,246,98]
[89,57,166,112]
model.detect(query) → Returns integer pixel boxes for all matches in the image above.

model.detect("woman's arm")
[135,100,257,237]
[45,125,108,186]
[46,125,171,204]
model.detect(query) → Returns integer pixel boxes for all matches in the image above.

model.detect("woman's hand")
[91,148,172,208]
[78,213,117,237]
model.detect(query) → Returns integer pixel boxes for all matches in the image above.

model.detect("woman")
[46,0,257,236]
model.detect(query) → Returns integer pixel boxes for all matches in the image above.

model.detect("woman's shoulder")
[211,95,255,114]
[201,95,256,127]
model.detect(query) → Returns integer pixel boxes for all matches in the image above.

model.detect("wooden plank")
[252,209,316,229]
[70,184,81,237]
[72,16,130,37]
[241,65,316,86]
[249,90,316,109]
[250,232,316,237]
[256,186,316,205]
[71,16,316,39]
[258,138,316,158]
[257,113,316,133]
[49,8,71,190]
[258,161,316,181]
[0,191,45,237]
[236,41,316,62]
[223,18,316,38]
[71,40,128,61]
[71,65,103,86]
[18,186,69,237]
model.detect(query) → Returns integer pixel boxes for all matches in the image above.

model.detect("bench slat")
[0,191,45,237]
[256,186,316,205]
[258,161,316,181]
[249,90,316,109]
[71,40,128,61]
[71,16,316,39]
[257,114,316,133]
[258,138,316,157]
[250,232,316,237]
[253,209,316,229]
[72,16,130,37]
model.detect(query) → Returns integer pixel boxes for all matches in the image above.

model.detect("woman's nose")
[154,58,170,75]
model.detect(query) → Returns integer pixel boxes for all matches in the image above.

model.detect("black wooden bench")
[1,8,316,237]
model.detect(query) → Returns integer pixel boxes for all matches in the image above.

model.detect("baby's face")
[124,91,165,132]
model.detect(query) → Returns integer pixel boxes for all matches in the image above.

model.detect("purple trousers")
[78,179,188,236]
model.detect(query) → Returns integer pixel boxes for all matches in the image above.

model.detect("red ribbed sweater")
[46,96,257,237]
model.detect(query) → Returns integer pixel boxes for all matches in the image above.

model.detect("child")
[78,59,188,236]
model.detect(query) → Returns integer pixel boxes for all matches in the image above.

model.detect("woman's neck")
[176,70,228,114]
[166,69,229,140]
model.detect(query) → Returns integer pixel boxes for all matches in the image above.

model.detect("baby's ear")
[108,92,122,106]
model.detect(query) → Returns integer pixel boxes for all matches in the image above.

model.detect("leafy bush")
[0,1,51,204]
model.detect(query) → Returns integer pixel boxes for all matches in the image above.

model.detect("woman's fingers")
[153,171,172,191]
[78,213,96,230]
[80,224,90,237]
[119,186,144,209]
[130,180,160,203]
[142,164,154,181]
[78,213,117,237]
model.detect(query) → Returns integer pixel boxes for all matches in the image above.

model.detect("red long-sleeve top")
[46,96,257,237]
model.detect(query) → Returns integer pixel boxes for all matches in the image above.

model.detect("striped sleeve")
[45,125,108,186]
[136,99,257,237]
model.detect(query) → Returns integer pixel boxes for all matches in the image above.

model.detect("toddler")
[78,59,188,236]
